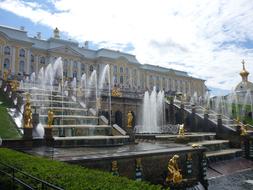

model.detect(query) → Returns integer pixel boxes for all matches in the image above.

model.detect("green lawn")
[0,91,21,139]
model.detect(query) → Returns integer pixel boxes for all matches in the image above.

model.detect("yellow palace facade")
[0,25,206,97]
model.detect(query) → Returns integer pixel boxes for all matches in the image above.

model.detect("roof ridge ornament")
[53,27,60,39]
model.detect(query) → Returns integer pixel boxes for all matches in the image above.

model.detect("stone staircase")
[187,137,242,163]
[171,99,253,133]
[16,83,130,147]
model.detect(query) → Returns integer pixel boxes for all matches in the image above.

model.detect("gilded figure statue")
[10,80,20,92]
[3,69,11,81]
[127,111,133,128]
[166,155,183,184]
[178,124,185,137]
[240,124,248,136]
[47,109,54,128]
[23,94,33,128]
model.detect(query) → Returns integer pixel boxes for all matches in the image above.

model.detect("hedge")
[0,148,164,190]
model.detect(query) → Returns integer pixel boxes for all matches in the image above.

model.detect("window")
[113,75,117,84]
[73,61,78,69]
[31,54,34,62]
[120,67,123,73]
[120,76,123,84]
[89,65,93,72]
[73,71,77,78]
[113,65,117,73]
[63,60,68,77]
[126,67,129,74]
[4,46,10,55]
[19,60,25,73]
[81,64,85,72]
[30,65,34,73]
[40,57,45,64]
[19,49,25,57]
[3,58,10,69]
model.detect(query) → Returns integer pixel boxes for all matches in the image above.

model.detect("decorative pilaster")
[26,49,30,74]
[11,46,16,75]
[69,60,73,78]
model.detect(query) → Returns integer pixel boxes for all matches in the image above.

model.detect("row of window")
[3,46,26,57]
[3,58,25,73]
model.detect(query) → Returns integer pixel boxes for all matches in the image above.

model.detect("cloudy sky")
[1,0,253,95]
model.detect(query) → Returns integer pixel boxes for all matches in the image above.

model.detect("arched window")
[73,70,77,78]
[81,64,85,72]
[3,58,10,69]
[30,65,34,73]
[63,60,68,77]
[40,57,45,64]
[73,61,78,69]
[19,49,25,57]
[19,60,25,73]
[120,76,123,84]
[4,46,10,55]
[89,65,94,73]
[31,54,34,62]
[120,67,123,73]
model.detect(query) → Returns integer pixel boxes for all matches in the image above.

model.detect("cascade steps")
[16,83,130,147]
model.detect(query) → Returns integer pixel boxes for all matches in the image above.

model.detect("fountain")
[139,87,165,133]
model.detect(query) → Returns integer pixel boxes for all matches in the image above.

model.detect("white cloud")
[1,0,253,91]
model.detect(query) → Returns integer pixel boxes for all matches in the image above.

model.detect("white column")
[11,47,15,75]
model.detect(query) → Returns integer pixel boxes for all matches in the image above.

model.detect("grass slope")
[0,91,21,139]
[0,148,164,190]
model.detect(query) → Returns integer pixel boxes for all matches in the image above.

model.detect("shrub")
[0,148,164,190]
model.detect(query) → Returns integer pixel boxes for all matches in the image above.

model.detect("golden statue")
[112,87,122,97]
[166,155,183,184]
[136,158,142,168]
[111,160,119,176]
[178,124,185,137]
[47,109,54,128]
[235,116,240,125]
[127,111,133,128]
[191,143,201,148]
[23,94,33,128]
[240,124,248,136]
[10,80,20,92]
[3,69,11,81]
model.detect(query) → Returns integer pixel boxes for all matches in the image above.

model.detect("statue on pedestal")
[240,124,248,136]
[178,124,185,137]
[23,94,33,128]
[3,69,11,81]
[47,109,54,128]
[166,155,183,184]
[127,111,133,128]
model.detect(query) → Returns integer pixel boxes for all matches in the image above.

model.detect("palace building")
[0,25,206,97]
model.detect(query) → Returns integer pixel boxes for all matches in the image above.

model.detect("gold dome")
[240,59,249,81]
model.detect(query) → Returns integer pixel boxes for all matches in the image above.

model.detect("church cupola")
[240,59,249,82]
